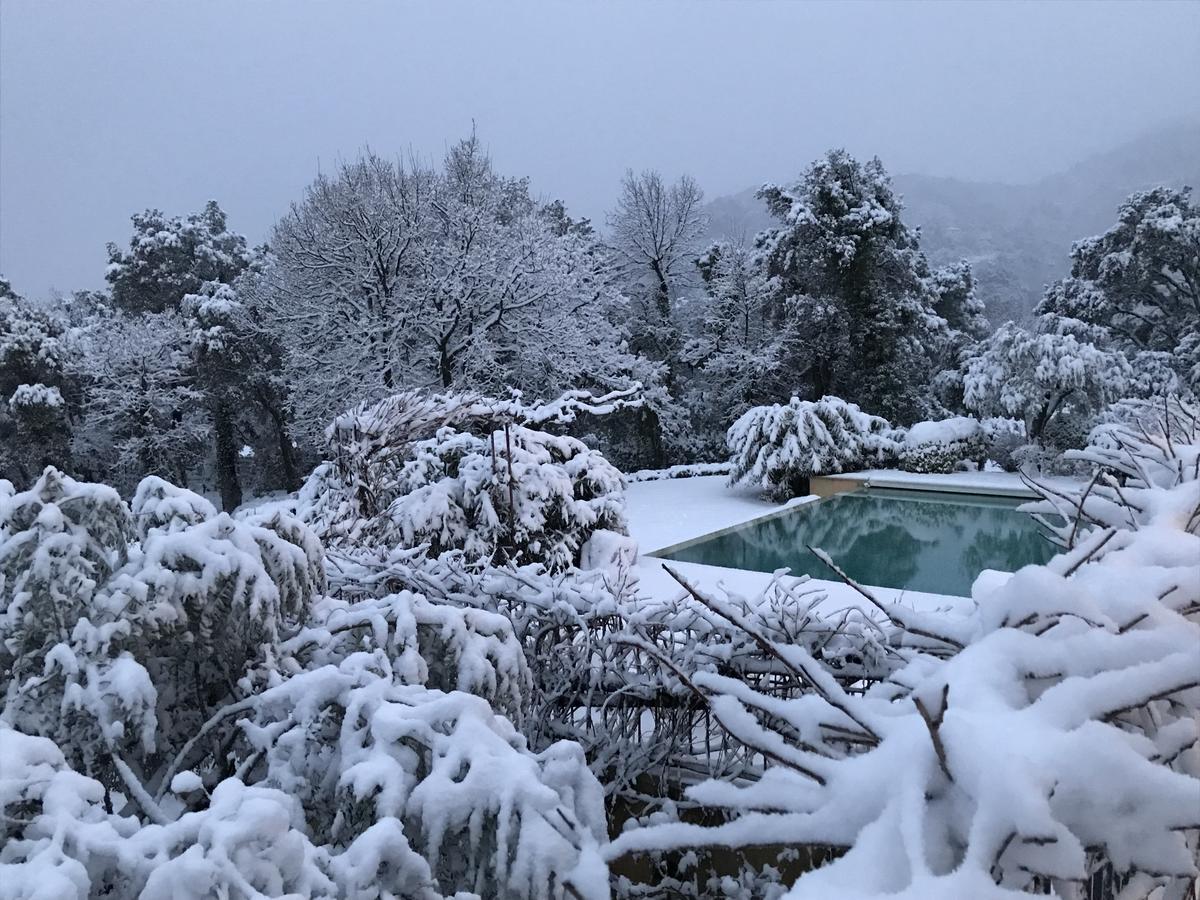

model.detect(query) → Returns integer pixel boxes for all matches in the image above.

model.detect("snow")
[623,474,792,554]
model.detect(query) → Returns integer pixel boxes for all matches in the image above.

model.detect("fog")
[2,0,1197,297]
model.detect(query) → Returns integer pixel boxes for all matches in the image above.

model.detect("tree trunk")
[640,406,666,469]
[439,342,454,388]
[213,404,243,511]
[259,393,301,492]
[650,260,671,318]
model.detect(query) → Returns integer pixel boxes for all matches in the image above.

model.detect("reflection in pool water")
[656,488,1059,597]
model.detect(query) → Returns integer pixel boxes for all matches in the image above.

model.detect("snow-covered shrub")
[980,416,1025,471]
[727,396,898,499]
[1,464,612,899]
[897,416,985,473]
[611,407,1200,898]
[0,468,132,689]
[625,462,731,483]
[0,722,440,900]
[130,474,217,538]
[302,388,635,572]
[387,424,626,572]
[0,468,323,800]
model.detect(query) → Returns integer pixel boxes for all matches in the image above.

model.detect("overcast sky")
[2,0,1198,298]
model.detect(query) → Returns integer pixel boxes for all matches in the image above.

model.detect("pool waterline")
[653,487,1058,598]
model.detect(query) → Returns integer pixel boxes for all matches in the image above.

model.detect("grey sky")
[2,0,1198,299]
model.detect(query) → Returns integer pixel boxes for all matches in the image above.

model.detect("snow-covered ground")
[624,474,973,613]
[624,474,795,553]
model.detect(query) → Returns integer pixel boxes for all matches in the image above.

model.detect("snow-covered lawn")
[624,474,972,613]
[624,474,792,553]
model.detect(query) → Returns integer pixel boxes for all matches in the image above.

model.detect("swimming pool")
[655,487,1058,597]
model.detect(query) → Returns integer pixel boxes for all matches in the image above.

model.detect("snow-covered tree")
[105,200,255,314]
[1037,186,1199,389]
[183,280,300,510]
[68,306,208,491]
[264,137,639,447]
[755,150,941,423]
[606,169,707,466]
[962,320,1133,446]
[929,259,988,342]
[608,169,706,326]
[682,241,784,455]
[0,286,75,484]
[727,396,898,498]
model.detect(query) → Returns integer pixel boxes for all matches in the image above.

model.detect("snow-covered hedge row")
[897,415,986,473]
[727,396,898,499]
[624,462,731,483]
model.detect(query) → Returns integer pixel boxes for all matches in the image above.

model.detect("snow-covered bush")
[387,424,626,572]
[611,405,1200,898]
[897,416,985,473]
[727,396,898,499]
[0,467,322,800]
[301,387,636,571]
[979,416,1026,471]
[1,465,611,899]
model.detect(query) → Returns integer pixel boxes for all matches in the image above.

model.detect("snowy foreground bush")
[0,468,608,899]
[613,400,1200,898]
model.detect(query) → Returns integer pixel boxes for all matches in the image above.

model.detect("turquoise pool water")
[656,487,1058,597]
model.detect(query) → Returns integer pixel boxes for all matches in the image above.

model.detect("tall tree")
[105,201,254,314]
[755,150,939,422]
[680,241,782,454]
[606,170,706,464]
[93,202,295,507]
[264,137,639,445]
[0,279,75,483]
[608,170,706,323]
[1036,185,1200,389]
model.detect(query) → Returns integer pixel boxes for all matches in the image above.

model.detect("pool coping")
[811,470,1054,499]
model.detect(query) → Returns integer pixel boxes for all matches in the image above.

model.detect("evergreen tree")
[1037,185,1200,389]
[755,150,939,423]
[105,201,254,314]
[0,280,75,483]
